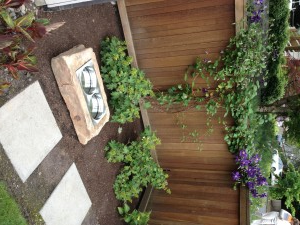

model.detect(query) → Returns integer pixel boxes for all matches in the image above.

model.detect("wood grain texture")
[118,0,245,224]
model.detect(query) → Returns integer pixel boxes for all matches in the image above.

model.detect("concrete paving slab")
[40,163,92,225]
[0,81,62,182]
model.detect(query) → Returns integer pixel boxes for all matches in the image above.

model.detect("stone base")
[52,45,110,145]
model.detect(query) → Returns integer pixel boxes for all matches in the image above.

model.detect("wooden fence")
[118,0,249,224]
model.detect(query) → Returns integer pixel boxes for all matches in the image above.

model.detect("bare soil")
[0,3,143,225]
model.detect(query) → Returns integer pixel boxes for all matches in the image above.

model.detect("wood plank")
[138,53,220,69]
[161,162,236,171]
[154,183,238,197]
[153,190,238,203]
[128,0,234,17]
[127,0,200,12]
[151,202,238,218]
[137,46,225,60]
[150,220,200,225]
[156,149,233,158]
[167,169,232,181]
[235,0,247,33]
[126,0,164,7]
[158,155,234,165]
[240,186,250,225]
[150,211,239,225]
[156,142,230,151]
[135,40,228,55]
[134,29,234,50]
[118,0,138,67]
[129,4,235,28]
[151,195,239,211]
[163,180,236,189]
[148,112,233,125]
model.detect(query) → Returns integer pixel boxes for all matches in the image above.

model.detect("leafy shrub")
[100,37,154,124]
[0,182,28,225]
[105,127,170,224]
[270,163,300,216]
[285,110,300,147]
[262,63,288,105]
[261,0,290,104]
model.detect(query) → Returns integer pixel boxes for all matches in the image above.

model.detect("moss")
[0,182,28,225]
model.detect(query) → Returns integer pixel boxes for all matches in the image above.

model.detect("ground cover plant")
[100,37,154,124]
[105,128,170,225]
[0,182,28,225]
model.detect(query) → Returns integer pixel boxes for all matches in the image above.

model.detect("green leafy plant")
[0,3,64,94]
[105,127,170,224]
[118,204,150,225]
[157,23,271,154]
[270,163,300,216]
[100,37,154,124]
[261,0,290,104]
[0,182,28,225]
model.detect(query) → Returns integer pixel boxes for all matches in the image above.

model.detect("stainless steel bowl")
[80,66,97,94]
[89,93,105,120]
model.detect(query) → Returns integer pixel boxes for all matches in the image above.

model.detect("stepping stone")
[40,163,92,225]
[0,81,62,182]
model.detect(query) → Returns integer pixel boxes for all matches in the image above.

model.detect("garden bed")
[0,2,142,225]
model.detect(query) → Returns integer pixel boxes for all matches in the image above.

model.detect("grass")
[0,182,28,225]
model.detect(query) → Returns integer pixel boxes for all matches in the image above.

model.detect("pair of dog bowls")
[76,60,106,123]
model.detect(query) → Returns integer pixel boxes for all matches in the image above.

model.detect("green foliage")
[118,204,150,225]
[285,111,300,148]
[0,5,52,94]
[262,63,288,105]
[270,163,300,216]
[0,182,28,225]
[157,23,271,154]
[262,0,290,104]
[105,128,170,224]
[100,37,154,124]
[254,114,278,177]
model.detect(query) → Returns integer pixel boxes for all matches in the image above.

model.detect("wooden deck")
[118,0,249,224]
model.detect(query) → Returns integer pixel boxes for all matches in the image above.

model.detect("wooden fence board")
[118,0,248,224]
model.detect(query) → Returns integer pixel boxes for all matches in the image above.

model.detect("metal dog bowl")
[76,60,106,124]
[89,93,105,120]
[80,66,97,95]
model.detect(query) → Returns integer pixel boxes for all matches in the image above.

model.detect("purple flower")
[257,176,267,186]
[254,0,263,5]
[202,88,208,93]
[250,10,264,23]
[251,189,258,198]
[250,154,261,164]
[259,193,267,198]
[239,149,248,159]
[240,159,251,167]
[247,167,256,178]
[246,181,255,189]
[232,171,240,181]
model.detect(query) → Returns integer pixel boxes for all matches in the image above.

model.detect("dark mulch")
[0,3,143,225]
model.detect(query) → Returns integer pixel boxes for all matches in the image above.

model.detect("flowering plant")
[249,0,265,23]
[232,149,268,198]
